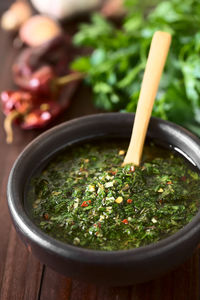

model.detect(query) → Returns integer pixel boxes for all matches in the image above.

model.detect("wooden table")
[0,26,200,300]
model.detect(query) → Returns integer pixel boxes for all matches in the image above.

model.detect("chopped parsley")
[30,141,200,251]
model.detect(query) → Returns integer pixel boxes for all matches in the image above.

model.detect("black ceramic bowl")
[7,113,200,286]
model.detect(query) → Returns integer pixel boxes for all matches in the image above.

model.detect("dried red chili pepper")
[1,71,83,143]
[21,101,62,129]
[1,90,33,115]
[1,33,84,144]
[14,65,55,95]
[12,35,72,95]
[1,93,58,143]
[1,90,34,143]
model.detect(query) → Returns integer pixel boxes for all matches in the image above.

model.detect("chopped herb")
[30,141,200,251]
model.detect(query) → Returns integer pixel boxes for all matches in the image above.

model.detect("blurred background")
[1,0,200,141]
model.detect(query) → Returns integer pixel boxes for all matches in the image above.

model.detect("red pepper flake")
[181,176,186,181]
[43,213,49,220]
[127,199,132,204]
[129,166,135,173]
[167,181,172,185]
[122,219,128,224]
[81,201,88,207]
[110,170,116,175]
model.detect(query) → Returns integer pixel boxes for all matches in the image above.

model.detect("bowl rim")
[7,112,200,265]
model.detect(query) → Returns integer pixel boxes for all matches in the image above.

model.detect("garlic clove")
[19,15,62,47]
[1,10,19,31]
[30,0,101,20]
[1,1,32,32]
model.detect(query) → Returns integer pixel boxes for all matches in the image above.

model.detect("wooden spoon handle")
[123,31,171,166]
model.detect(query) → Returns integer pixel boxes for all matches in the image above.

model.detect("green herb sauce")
[30,141,200,251]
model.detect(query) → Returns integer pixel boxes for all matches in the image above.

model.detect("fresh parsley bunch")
[71,0,200,135]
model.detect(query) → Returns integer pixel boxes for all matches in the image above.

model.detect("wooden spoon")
[123,31,171,166]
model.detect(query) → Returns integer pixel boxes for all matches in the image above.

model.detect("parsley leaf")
[71,0,200,134]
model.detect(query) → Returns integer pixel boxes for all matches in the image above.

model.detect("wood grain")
[123,31,171,166]
[0,24,199,300]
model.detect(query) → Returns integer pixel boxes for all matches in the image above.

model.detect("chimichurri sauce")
[30,141,200,251]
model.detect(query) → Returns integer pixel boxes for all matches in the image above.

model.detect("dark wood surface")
[0,23,200,300]
[0,0,15,15]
